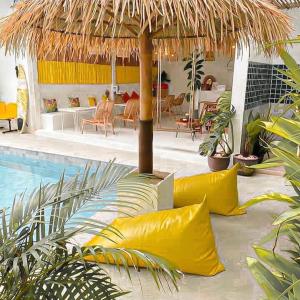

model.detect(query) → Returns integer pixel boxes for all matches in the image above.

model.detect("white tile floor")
[0,129,294,300]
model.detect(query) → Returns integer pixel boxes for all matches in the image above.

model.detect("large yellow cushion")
[85,203,224,276]
[174,164,245,216]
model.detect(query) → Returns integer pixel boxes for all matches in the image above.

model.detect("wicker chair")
[114,99,139,130]
[81,101,115,136]
[173,93,185,114]
[161,95,175,117]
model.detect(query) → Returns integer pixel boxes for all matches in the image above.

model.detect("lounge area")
[0,1,300,300]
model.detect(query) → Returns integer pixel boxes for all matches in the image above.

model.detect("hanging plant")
[184,53,204,102]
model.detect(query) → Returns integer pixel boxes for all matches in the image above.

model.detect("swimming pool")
[0,152,87,210]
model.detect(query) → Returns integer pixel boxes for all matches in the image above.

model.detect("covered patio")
[0,0,299,300]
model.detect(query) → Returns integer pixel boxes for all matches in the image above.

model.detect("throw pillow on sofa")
[43,99,58,113]
[69,97,80,107]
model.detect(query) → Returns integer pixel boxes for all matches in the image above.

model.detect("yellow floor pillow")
[85,203,224,276]
[174,164,246,216]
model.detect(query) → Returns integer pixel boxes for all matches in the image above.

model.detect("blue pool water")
[0,154,84,210]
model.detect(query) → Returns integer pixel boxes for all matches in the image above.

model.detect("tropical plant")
[184,53,204,102]
[199,91,235,157]
[241,108,276,158]
[242,47,300,299]
[0,161,180,300]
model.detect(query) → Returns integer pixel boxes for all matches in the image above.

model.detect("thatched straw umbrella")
[0,0,292,174]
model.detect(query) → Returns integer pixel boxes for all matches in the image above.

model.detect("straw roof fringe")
[0,0,292,60]
[272,0,300,8]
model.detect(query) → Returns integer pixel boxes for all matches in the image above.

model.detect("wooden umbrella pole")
[139,30,153,174]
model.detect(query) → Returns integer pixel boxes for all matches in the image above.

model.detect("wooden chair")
[199,100,219,132]
[173,93,185,114]
[81,101,115,136]
[161,95,175,117]
[114,99,139,130]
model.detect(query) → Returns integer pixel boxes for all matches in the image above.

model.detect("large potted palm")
[199,92,235,171]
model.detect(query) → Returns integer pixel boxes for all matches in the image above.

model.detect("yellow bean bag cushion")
[174,164,245,216]
[85,203,224,276]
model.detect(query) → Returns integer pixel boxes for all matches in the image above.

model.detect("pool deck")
[0,132,293,300]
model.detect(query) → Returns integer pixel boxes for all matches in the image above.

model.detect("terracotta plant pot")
[208,155,231,172]
[233,154,259,176]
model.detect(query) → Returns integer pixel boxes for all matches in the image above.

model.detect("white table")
[59,107,96,131]
[114,103,126,107]
[114,103,127,115]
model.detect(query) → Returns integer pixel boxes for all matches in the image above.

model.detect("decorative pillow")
[69,97,80,107]
[130,91,139,99]
[122,92,130,103]
[174,164,245,216]
[43,99,58,113]
[85,203,224,276]
[88,97,97,107]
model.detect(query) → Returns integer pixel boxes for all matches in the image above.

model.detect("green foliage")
[243,47,300,299]
[199,91,235,157]
[184,53,204,90]
[0,161,180,300]
[242,108,276,157]
[184,53,204,102]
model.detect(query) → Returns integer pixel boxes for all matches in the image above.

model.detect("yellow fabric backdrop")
[38,61,112,84]
[116,66,158,84]
[38,61,158,85]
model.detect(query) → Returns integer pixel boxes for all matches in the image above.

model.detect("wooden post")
[139,31,153,174]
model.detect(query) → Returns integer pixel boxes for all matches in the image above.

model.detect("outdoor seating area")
[1,0,300,300]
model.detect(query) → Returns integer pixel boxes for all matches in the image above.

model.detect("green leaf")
[273,208,300,225]
[247,257,288,298]
[263,117,300,146]
[241,193,295,210]
[254,246,300,279]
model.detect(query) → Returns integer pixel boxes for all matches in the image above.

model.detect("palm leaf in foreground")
[244,46,300,299]
[0,160,181,300]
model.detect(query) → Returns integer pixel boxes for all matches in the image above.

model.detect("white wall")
[231,46,250,154]
[39,83,140,111]
[0,0,18,102]
[162,54,235,96]
[250,8,300,64]
[273,8,300,64]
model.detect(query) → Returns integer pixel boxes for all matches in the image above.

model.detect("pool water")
[0,154,84,210]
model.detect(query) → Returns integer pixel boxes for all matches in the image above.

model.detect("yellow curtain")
[38,61,112,84]
[116,66,158,84]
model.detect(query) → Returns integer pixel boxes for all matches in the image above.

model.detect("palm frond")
[0,160,180,299]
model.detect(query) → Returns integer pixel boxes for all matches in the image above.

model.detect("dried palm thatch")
[272,0,300,9]
[0,0,292,60]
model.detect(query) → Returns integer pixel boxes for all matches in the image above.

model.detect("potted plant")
[233,108,276,176]
[199,92,235,171]
[233,112,261,176]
